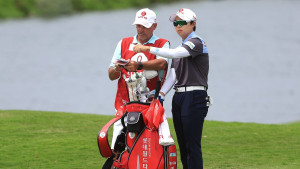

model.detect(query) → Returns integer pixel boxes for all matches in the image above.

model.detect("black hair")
[190,21,196,31]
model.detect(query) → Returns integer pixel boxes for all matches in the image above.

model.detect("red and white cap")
[132,8,157,28]
[169,8,197,22]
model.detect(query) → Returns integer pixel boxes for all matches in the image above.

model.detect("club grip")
[154,80,161,99]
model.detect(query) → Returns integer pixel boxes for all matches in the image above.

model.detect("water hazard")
[1,0,300,124]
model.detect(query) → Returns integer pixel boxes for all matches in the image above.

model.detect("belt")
[175,86,207,92]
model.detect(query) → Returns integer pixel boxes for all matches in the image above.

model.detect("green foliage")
[70,0,152,11]
[0,0,177,19]
[35,0,73,17]
[0,110,299,169]
[0,0,37,18]
[0,0,24,18]
[71,0,103,11]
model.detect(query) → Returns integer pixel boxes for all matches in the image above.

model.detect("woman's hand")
[133,44,150,53]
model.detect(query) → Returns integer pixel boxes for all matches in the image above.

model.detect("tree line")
[0,0,183,19]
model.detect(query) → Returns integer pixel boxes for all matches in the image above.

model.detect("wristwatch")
[137,61,143,70]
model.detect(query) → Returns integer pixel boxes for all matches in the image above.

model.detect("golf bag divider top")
[127,112,145,133]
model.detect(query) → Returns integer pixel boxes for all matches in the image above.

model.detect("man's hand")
[108,64,124,80]
[114,64,123,72]
[133,44,150,53]
[124,60,138,72]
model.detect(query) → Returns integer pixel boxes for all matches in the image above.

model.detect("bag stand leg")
[163,146,169,169]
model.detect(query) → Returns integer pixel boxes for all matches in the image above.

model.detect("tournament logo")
[178,8,184,14]
[141,11,146,16]
[138,11,147,20]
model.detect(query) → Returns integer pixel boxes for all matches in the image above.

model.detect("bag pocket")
[127,112,145,133]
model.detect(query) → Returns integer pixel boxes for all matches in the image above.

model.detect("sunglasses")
[173,20,188,27]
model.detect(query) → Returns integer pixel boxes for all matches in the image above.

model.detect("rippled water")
[1,0,300,124]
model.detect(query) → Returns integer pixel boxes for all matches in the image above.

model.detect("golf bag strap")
[98,116,122,158]
[121,112,128,129]
[113,160,128,169]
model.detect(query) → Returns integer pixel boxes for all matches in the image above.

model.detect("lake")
[0,0,299,124]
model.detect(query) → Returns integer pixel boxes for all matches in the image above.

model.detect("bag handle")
[97,116,123,158]
[154,80,161,99]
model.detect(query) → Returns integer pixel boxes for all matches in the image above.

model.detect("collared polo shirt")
[172,31,209,88]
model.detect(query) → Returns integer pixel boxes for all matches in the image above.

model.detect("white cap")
[169,8,197,22]
[132,8,157,28]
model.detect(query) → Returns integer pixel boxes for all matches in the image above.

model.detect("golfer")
[134,8,211,169]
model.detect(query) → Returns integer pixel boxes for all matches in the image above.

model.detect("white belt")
[175,86,206,92]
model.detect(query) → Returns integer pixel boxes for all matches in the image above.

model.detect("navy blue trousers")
[172,90,208,169]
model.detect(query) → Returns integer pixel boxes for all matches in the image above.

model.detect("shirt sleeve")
[182,38,205,58]
[149,46,190,59]
[109,40,122,68]
[156,41,170,80]
[156,41,170,62]
[160,68,176,95]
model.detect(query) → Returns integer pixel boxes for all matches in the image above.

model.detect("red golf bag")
[97,99,177,169]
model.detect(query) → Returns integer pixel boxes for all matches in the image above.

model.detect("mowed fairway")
[0,110,299,169]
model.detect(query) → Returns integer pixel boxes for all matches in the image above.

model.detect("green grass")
[0,110,299,169]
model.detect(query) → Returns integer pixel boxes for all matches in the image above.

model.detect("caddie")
[108,8,170,156]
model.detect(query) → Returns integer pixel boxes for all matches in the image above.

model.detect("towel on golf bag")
[144,99,164,130]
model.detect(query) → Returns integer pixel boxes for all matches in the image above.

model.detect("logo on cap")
[138,11,147,19]
[178,8,184,14]
[141,11,146,16]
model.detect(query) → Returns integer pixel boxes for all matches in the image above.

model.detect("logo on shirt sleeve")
[184,41,195,49]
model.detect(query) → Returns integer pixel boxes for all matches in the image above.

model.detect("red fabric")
[125,103,150,125]
[144,100,165,130]
[97,117,123,158]
[114,37,169,110]
[112,151,129,169]
[127,129,164,169]
[168,145,177,169]
[115,105,126,118]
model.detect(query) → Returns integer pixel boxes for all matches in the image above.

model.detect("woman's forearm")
[150,47,190,59]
